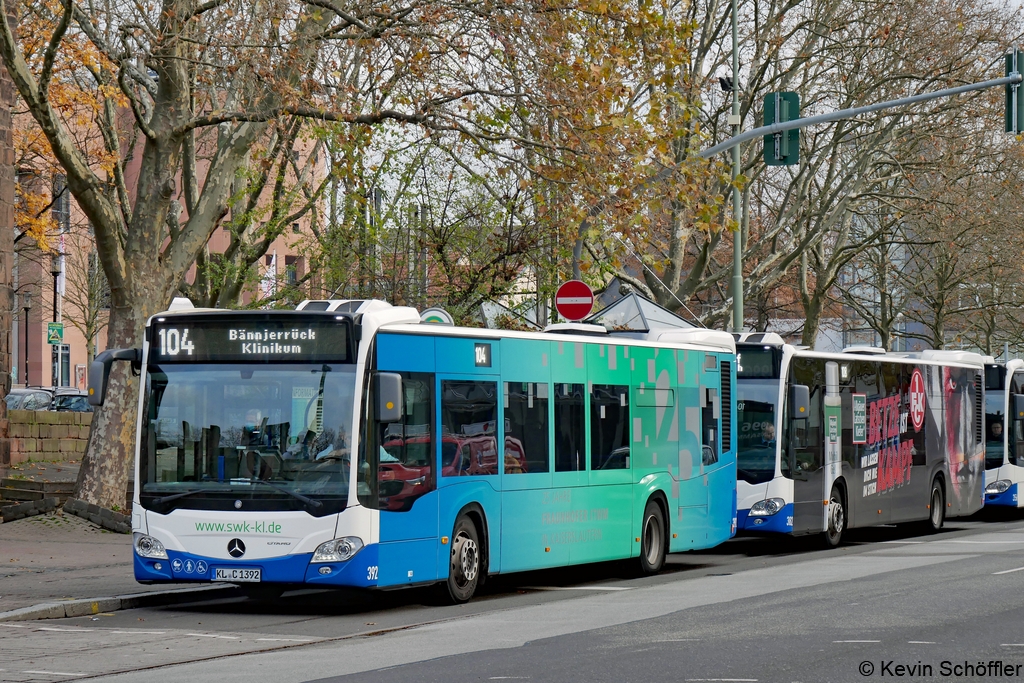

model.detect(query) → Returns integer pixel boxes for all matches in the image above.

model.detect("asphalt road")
[3,511,1024,683]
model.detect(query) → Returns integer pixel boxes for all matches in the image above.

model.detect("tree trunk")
[74,300,150,509]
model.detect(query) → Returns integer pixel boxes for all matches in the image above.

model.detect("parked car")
[5,387,54,411]
[4,387,93,412]
[52,388,92,412]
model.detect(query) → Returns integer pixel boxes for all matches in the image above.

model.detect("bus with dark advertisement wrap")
[89,296,738,603]
[983,359,1024,508]
[733,333,986,546]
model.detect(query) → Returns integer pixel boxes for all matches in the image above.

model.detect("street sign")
[1007,48,1024,134]
[763,91,800,166]
[555,280,594,321]
[47,322,64,345]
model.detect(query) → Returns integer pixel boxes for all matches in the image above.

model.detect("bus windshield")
[985,390,1005,470]
[140,363,356,515]
[737,379,779,484]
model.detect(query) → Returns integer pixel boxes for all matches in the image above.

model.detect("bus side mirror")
[375,372,403,423]
[88,348,142,406]
[789,384,810,421]
[1014,394,1024,420]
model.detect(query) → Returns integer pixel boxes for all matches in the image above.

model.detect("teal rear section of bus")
[368,330,737,588]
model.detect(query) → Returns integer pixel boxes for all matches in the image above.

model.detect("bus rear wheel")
[638,500,666,574]
[824,486,845,548]
[444,515,481,604]
[927,479,945,532]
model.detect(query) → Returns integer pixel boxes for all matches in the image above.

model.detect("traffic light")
[1006,48,1024,134]
[763,92,800,166]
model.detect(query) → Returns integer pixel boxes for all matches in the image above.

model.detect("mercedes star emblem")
[227,538,246,558]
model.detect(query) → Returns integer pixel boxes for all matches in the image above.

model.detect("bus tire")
[823,485,845,548]
[444,515,481,604]
[638,499,667,574]
[927,479,945,532]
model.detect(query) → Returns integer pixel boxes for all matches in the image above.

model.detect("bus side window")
[504,382,549,474]
[590,384,630,470]
[441,380,498,477]
[359,372,435,510]
[554,383,585,472]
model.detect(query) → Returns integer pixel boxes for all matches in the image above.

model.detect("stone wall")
[5,410,92,465]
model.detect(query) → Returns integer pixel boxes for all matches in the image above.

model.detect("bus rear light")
[987,480,1011,494]
[133,532,168,559]
[312,537,363,563]
[748,498,785,517]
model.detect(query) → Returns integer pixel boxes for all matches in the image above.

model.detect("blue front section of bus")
[985,484,1019,507]
[134,546,380,586]
[737,503,794,533]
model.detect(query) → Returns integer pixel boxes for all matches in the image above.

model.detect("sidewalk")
[0,462,227,617]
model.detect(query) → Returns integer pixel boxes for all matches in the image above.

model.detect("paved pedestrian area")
[0,512,166,613]
[0,621,326,682]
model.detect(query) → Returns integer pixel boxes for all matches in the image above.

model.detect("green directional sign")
[47,322,64,345]
[1007,48,1024,134]
[763,92,800,166]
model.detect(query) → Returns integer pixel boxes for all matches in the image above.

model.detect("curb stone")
[0,584,238,622]
[1,496,59,523]
[63,497,131,533]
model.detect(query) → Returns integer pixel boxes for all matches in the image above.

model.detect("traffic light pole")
[730,0,743,333]
[701,73,1023,160]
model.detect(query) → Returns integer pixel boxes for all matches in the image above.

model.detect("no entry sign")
[555,280,594,321]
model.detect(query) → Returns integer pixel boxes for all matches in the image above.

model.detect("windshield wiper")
[148,487,232,506]
[249,479,323,510]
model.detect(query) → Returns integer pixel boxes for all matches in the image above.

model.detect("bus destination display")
[150,317,351,363]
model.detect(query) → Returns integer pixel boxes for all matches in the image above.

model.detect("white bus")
[983,359,1024,508]
[734,334,986,546]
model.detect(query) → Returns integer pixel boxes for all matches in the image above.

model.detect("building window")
[292,222,300,234]
[52,174,70,233]
[285,255,297,285]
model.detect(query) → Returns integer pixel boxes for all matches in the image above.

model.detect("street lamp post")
[51,254,62,388]
[22,290,31,387]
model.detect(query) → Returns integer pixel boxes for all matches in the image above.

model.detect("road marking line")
[833,640,881,643]
[1001,644,1024,647]
[36,627,93,632]
[521,586,632,591]
[993,566,1024,575]
[908,641,936,644]
[256,638,313,642]
[881,540,922,544]
[0,624,26,628]
[187,633,237,639]
[23,671,88,677]
[110,630,166,635]
[943,540,1024,544]
[488,678,531,680]
[684,679,758,681]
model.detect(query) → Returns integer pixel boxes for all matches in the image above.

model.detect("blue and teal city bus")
[91,296,737,602]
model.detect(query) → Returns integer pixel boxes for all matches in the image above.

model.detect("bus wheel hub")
[451,534,478,583]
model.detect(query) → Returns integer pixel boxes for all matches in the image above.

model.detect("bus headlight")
[986,480,1012,495]
[312,536,363,563]
[133,532,168,559]
[748,498,786,517]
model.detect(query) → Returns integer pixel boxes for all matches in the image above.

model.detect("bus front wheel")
[444,515,481,603]
[824,486,845,548]
[638,500,666,574]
